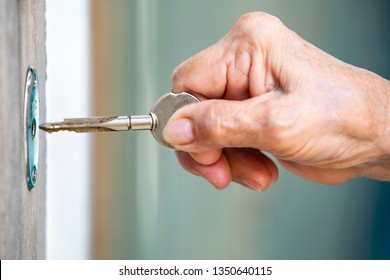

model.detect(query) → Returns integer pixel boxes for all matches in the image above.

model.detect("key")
[39,92,199,149]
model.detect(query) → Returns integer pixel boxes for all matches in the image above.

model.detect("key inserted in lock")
[39,92,199,149]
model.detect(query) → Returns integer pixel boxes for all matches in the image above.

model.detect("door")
[0,0,46,259]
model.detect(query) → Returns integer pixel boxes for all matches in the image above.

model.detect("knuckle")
[235,12,284,34]
[200,101,231,146]
[199,100,254,147]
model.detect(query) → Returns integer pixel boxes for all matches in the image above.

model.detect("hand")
[163,12,390,191]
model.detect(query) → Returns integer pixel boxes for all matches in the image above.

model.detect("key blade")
[39,116,130,133]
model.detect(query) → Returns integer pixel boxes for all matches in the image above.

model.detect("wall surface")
[0,0,46,259]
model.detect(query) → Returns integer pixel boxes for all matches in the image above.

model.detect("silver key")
[39,92,199,149]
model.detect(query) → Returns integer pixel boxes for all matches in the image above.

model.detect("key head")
[150,92,199,149]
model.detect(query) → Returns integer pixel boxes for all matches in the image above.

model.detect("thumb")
[163,97,271,152]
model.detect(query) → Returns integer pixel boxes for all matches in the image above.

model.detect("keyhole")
[31,118,36,139]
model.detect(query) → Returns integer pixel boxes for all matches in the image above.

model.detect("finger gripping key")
[150,92,199,148]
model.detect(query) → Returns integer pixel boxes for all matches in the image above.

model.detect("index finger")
[171,44,228,99]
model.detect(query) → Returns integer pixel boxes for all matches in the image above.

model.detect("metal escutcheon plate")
[150,92,199,149]
[24,66,40,190]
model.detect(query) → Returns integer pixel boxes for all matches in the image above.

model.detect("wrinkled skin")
[163,12,390,191]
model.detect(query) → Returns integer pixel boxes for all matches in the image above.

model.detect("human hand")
[163,12,390,191]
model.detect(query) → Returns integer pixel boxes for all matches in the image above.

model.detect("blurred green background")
[91,0,390,259]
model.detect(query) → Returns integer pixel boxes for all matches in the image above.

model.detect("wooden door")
[0,0,46,259]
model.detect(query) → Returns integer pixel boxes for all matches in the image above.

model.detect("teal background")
[94,0,390,259]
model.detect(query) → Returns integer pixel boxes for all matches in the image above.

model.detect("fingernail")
[240,178,266,192]
[163,119,194,145]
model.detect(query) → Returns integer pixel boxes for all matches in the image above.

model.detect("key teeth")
[39,122,60,133]
[39,123,49,131]
[39,116,130,133]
